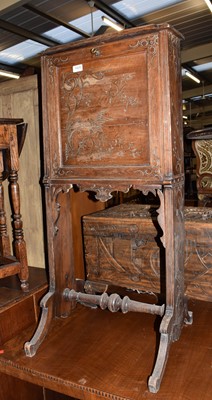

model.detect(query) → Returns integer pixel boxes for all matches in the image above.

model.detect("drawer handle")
[90,47,101,56]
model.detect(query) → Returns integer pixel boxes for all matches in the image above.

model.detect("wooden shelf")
[0,299,211,400]
[0,266,47,309]
[0,256,20,279]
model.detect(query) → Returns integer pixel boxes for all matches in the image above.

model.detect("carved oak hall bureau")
[24,24,193,394]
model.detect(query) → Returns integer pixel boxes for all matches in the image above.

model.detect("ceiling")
[0,0,212,128]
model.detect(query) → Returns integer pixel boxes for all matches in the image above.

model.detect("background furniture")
[83,204,212,303]
[0,76,46,269]
[187,127,212,206]
[0,118,29,291]
[24,24,192,394]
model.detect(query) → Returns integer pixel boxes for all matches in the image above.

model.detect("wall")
[0,74,45,268]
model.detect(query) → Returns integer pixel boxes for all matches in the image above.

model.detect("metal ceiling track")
[0,19,59,47]
[23,4,91,39]
[0,62,25,74]
[89,0,136,28]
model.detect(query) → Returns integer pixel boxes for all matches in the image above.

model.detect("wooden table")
[0,298,211,400]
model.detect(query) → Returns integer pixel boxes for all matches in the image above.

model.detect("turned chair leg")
[0,152,11,257]
[8,170,29,291]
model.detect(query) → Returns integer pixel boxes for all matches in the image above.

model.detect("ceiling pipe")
[0,19,59,46]
[24,4,91,38]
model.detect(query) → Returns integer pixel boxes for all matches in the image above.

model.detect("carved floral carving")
[78,183,131,202]
[129,34,159,59]
[195,140,212,176]
[60,69,141,163]
[47,56,70,83]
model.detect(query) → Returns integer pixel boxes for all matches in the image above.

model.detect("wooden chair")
[0,118,29,291]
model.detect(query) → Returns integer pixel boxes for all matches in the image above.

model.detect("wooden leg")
[25,184,74,356]
[0,152,11,256]
[148,311,172,393]
[24,291,54,357]
[8,170,29,291]
[148,185,193,392]
[148,304,193,393]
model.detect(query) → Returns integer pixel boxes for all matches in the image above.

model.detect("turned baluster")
[8,169,29,289]
[0,151,11,256]
[8,123,28,290]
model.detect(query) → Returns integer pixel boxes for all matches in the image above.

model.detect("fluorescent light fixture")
[73,10,106,34]
[0,70,20,79]
[185,70,201,84]
[102,16,124,31]
[204,0,212,12]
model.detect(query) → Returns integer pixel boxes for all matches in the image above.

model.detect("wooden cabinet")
[24,24,192,394]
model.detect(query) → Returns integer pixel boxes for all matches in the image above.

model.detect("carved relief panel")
[41,25,183,188]
[83,204,212,302]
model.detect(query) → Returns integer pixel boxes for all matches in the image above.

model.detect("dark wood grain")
[0,373,44,400]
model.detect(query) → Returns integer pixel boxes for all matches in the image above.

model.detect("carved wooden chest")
[83,204,212,302]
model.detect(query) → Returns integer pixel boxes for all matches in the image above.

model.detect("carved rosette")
[129,34,159,60]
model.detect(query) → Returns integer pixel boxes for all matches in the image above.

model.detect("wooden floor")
[0,292,211,400]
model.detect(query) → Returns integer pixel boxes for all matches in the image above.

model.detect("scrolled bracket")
[77,183,132,202]
[157,189,166,248]
[51,184,73,236]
